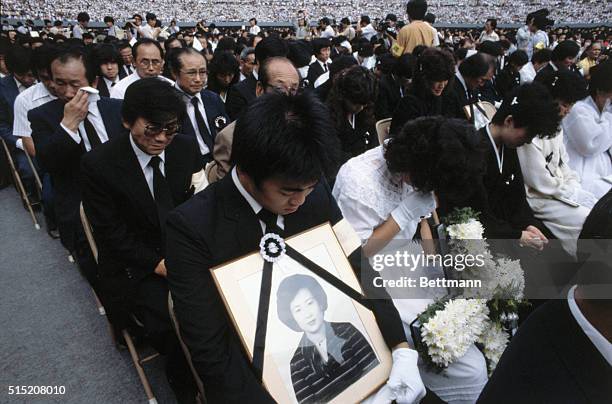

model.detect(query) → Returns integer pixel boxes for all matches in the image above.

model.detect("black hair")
[532,14,554,31]
[50,45,97,84]
[215,37,236,55]
[328,65,377,134]
[534,69,588,104]
[77,12,90,23]
[254,35,288,64]
[394,53,415,79]
[459,52,494,79]
[82,33,94,40]
[6,45,34,75]
[117,41,131,52]
[249,18,257,24]
[486,18,497,29]
[277,274,327,332]
[132,38,164,60]
[207,50,239,91]
[328,54,358,79]
[340,17,351,26]
[287,41,311,68]
[103,16,114,24]
[406,0,428,21]
[588,60,612,97]
[31,43,56,75]
[122,77,186,125]
[385,117,484,201]
[165,37,185,50]
[320,17,330,26]
[91,44,122,74]
[413,47,455,97]
[360,15,371,25]
[231,92,339,187]
[531,48,552,65]
[424,13,436,24]
[491,82,561,139]
[551,40,580,63]
[145,13,156,21]
[478,40,503,57]
[507,50,528,67]
[312,38,331,56]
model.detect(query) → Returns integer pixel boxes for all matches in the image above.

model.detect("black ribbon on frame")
[251,241,373,382]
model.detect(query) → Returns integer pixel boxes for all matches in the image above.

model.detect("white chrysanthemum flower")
[494,258,525,299]
[447,219,485,240]
[478,320,510,375]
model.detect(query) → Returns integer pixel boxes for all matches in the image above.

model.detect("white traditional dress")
[517,130,596,257]
[562,96,612,199]
[332,146,487,403]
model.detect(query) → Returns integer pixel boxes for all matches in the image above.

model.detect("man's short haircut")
[320,17,330,26]
[145,13,156,21]
[122,77,186,125]
[117,41,132,52]
[254,35,288,64]
[31,43,56,74]
[406,0,428,21]
[312,38,331,56]
[231,92,340,187]
[360,15,371,25]
[6,45,34,75]
[508,50,528,67]
[588,60,612,97]
[277,274,327,332]
[169,47,204,74]
[491,82,561,139]
[385,117,484,202]
[551,40,580,62]
[50,45,96,84]
[249,18,257,24]
[424,13,436,24]
[478,40,503,57]
[132,38,164,60]
[535,69,588,104]
[459,52,495,79]
[531,48,552,65]
[340,17,351,26]
[486,18,497,29]
[103,16,114,24]
[385,13,398,22]
[77,12,90,23]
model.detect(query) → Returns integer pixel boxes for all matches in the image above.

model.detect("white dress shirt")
[320,25,335,38]
[13,82,57,151]
[519,62,537,84]
[231,167,284,233]
[103,76,118,90]
[567,286,612,366]
[130,133,165,198]
[360,24,376,41]
[562,96,612,199]
[175,83,212,156]
[140,24,156,39]
[14,77,28,93]
[59,94,110,152]
[249,25,261,36]
[110,71,173,99]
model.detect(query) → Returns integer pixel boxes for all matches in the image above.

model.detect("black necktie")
[127,65,133,74]
[149,156,174,229]
[323,63,328,72]
[190,97,214,151]
[257,208,283,236]
[83,116,101,150]
[111,81,116,87]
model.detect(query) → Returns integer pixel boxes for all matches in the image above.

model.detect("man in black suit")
[306,37,332,88]
[166,92,427,403]
[171,48,229,166]
[224,36,288,121]
[81,78,201,402]
[478,191,612,403]
[117,41,134,77]
[29,46,124,283]
[91,44,122,97]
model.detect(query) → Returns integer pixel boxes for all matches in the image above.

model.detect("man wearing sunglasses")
[80,78,201,403]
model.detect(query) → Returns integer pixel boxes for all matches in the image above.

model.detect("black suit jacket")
[95,77,114,98]
[224,75,257,121]
[0,75,20,149]
[179,89,229,159]
[306,60,326,88]
[165,174,406,403]
[375,74,403,121]
[442,77,472,120]
[80,133,201,284]
[478,299,612,403]
[29,97,125,250]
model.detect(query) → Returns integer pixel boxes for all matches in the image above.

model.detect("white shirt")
[13,82,57,150]
[14,77,28,93]
[231,167,284,233]
[103,76,118,90]
[129,133,165,198]
[455,71,470,98]
[174,83,212,156]
[140,24,156,39]
[519,62,537,84]
[562,96,612,199]
[110,71,173,100]
[360,24,376,41]
[479,31,499,43]
[317,59,329,73]
[249,25,261,36]
[567,286,612,366]
[72,24,84,39]
[320,26,335,38]
[59,94,110,152]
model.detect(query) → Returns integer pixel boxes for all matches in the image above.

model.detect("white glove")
[361,384,395,404]
[391,191,436,231]
[387,348,426,404]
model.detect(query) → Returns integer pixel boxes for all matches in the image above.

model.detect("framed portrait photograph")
[210,223,392,403]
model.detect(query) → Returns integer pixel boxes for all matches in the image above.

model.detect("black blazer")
[80,133,201,284]
[375,74,403,121]
[29,97,124,250]
[224,75,257,121]
[478,299,612,403]
[165,174,406,403]
[95,77,114,98]
[0,75,20,149]
[179,89,229,157]
[306,60,327,88]
[389,91,444,136]
[442,77,472,120]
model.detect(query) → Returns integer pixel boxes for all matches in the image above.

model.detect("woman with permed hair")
[332,116,489,403]
[390,47,455,136]
[327,65,378,166]
[276,274,378,403]
[206,50,240,103]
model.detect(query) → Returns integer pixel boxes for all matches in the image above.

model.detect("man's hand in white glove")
[387,348,426,404]
[391,191,436,231]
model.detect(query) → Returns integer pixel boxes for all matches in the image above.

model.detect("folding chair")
[79,202,160,404]
[375,118,392,145]
[168,293,207,404]
[1,138,40,229]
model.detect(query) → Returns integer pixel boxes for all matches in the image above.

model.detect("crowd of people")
[1,0,611,403]
[2,0,612,24]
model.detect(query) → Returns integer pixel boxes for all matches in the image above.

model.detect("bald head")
[257,57,300,96]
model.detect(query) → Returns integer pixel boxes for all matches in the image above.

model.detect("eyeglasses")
[265,84,300,96]
[144,122,179,137]
[180,69,208,78]
[138,59,162,68]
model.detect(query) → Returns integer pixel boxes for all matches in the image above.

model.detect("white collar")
[129,133,165,169]
[567,286,612,366]
[485,124,504,173]
[174,81,202,102]
[31,82,55,101]
[549,61,559,71]
[455,72,469,96]
[231,166,262,215]
[13,76,27,92]
[103,76,117,86]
